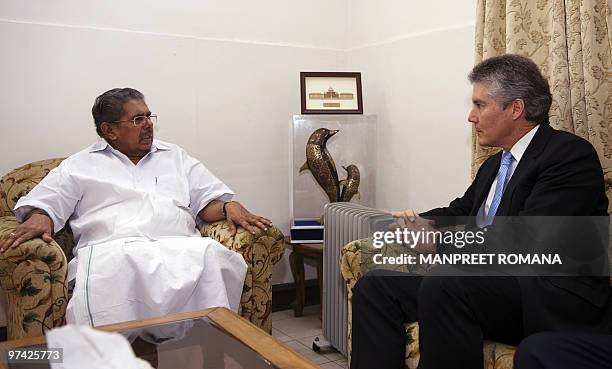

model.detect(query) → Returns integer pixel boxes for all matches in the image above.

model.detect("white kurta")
[14,139,247,334]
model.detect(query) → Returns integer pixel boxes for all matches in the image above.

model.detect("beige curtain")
[474,0,612,208]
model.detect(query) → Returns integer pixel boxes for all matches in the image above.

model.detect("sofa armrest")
[340,237,434,290]
[340,239,365,293]
[340,237,429,369]
[199,220,285,265]
[0,216,68,339]
[198,220,285,333]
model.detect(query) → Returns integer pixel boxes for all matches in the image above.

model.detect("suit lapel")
[471,152,501,216]
[495,124,553,215]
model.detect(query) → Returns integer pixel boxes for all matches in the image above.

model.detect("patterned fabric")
[199,220,285,333]
[0,158,285,339]
[340,239,515,369]
[0,217,68,340]
[0,159,66,218]
[473,0,612,212]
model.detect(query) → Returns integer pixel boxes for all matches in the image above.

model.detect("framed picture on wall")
[300,72,363,114]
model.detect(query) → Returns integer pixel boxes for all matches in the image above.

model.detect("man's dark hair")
[92,88,145,137]
[468,54,552,125]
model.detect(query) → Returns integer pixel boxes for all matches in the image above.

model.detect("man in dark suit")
[350,54,610,369]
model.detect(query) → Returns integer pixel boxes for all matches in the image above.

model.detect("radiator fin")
[322,203,390,356]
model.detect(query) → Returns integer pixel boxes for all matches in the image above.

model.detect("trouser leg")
[417,275,523,369]
[514,332,612,369]
[350,270,422,369]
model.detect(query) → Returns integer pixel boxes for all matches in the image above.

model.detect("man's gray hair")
[468,54,552,125]
[92,88,145,137]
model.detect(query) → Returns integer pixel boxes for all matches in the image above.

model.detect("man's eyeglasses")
[111,114,157,126]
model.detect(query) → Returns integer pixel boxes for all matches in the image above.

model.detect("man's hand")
[391,209,418,222]
[389,209,437,254]
[224,201,273,236]
[390,209,435,229]
[0,212,54,252]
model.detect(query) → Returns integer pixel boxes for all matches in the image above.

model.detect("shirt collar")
[88,139,171,153]
[152,140,171,151]
[508,125,540,163]
[87,140,109,153]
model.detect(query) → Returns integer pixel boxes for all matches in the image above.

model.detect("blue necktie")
[485,151,514,226]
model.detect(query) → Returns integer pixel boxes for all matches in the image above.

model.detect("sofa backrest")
[0,158,65,216]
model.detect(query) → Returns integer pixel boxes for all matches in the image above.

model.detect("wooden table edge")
[0,307,322,369]
[208,308,321,369]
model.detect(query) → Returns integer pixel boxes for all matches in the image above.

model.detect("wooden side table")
[289,242,323,317]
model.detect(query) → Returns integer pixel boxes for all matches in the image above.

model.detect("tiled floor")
[272,305,348,369]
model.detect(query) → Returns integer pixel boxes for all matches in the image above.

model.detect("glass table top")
[0,307,320,369]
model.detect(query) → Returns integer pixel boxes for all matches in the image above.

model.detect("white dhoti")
[66,236,247,340]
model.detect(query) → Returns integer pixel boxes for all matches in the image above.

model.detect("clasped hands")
[389,209,437,254]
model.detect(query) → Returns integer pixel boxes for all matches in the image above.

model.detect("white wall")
[0,1,478,327]
[0,0,347,49]
[347,1,476,212]
[0,1,349,300]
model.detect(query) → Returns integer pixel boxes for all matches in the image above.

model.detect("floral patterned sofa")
[340,238,517,369]
[0,158,285,340]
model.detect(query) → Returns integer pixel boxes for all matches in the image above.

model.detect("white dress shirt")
[483,125,540,216]
[14,139,234,253]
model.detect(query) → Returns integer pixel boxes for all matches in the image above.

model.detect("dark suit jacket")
[421,123,611,334]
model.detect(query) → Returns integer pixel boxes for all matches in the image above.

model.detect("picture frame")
[300,72,363,114]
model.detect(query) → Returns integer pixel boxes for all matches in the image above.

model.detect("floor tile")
[272,315,322,339]
[283,340,331,365]
[271,328,292,342]
[272,305,342,366]
[271,309,294,322]
[323,351,345,362]
[284,340,308,351]
[295,334,344,362]
[302,304,322,316]
[319,362,344,369]
[296,334,324,348]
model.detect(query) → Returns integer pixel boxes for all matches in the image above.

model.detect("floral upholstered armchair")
[0,158,285,340]
[339,238,517,369]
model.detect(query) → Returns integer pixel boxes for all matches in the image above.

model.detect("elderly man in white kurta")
[0,88,272,336]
